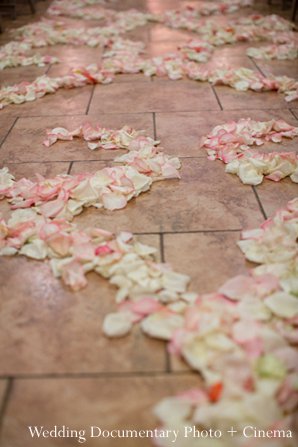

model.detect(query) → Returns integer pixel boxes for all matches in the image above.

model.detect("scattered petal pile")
[0,208,190,302]
[147,199,298,447]
[0,0,297,444]
[1,4,297,109]
[200,118,298,184]
[11,11,155,47]
[0,166,297,445]
[178,40,214,63]
[162,1,253,31]
[186,66,298,102]
[44,122,150,150]
[11,18,116,47]
[163,11,294,45]
[0,41,59,71]
[238,199,298,289]
[2,55,298,109]
[0,65,113,109]
[47,0,114,21]
[0,7,154,72]
[47,0,253,23]
[1,126,180,217]
[247,43,298,60]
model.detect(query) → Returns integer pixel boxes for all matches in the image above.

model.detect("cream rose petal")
[103,312,133,337]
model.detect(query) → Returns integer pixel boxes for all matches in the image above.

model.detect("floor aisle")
[0,1,297,446]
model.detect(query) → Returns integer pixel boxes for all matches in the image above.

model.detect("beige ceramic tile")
[145,0,182,14]
[254,59,298,80]
[155,109,298,157]
[0,234,165,375]
[213,43,260,58]
[164,230,254,373]
[45,46,103,78]
[1,374,199,447]
[151,56,256,84]
[170,352,193,372]
[163,231,250,295]
[149,24,194,42]
[88,80,219,114]
[114,74,152,83]
[214,85,291,110]
[255,178,298,218]
[1,162,71,180]
[0,66,48,88]
[0,86,93,118]
[125,26,150,43]
[69,158,263,233]
[1,113,154,163]
[146,40,182,57]
[203,56,255,71]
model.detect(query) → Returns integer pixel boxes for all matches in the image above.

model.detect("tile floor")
[0,0,297,446]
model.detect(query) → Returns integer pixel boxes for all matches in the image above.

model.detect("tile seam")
[0,378,13,436]
[211,85,223,111]
[252,186,267,220]
[0,117,18,150]
[250,57,266,76]
[0,371,195,380]
[86,84,96,115]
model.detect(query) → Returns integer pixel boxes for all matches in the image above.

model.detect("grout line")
[0,371,195,381]
[0,117,18,150]
[289,109,298,120]
[164,345,172,374]
[160,224,243,379]
[3,155,206,165]
[152,112,157,140]
[159,233,165,263]
[0,378,13,436]
[67,161,74,175]
[3,161,72,166]
[135,229,242,236]
[4,113,86,119]
[86,84,96,115]
[96,107,292,114]
[8,108,292,119]
[152,107,293,113]
[250,57,266,77]
[211,85,223,111]
[78,108,223,115]
[252,186,267,220]
[158,233,172,373]
[180,155,206,159]
[3,111,153,122]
